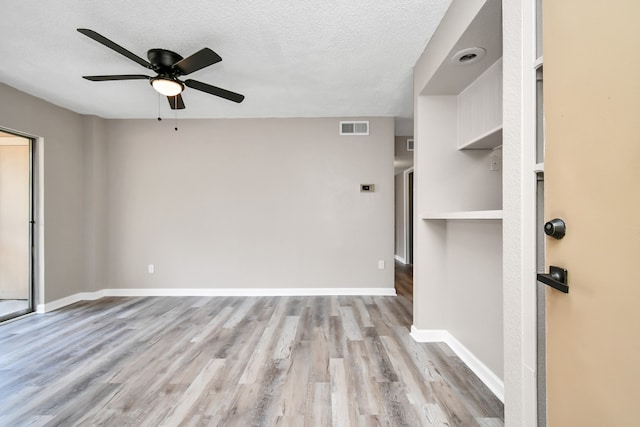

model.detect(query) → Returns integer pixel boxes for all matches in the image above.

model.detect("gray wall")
[83,116,108,293]
[394,135,414,175]
[105,117,395,290]
[446,220,503,377]
[1,83,396,301]
[0,83,88,304]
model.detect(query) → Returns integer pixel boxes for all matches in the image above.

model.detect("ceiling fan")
[77,28,244,110]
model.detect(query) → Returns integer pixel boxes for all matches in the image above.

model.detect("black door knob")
[544,218,566,239]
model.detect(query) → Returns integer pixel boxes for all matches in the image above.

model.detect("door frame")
[0,127,39,322]
[403,167,414,265]
[503,0,540,424]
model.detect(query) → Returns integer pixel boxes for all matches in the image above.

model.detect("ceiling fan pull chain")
[174,98,178,131]
[157,93,162,121]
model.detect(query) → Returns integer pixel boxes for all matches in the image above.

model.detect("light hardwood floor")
[0,290,503,426]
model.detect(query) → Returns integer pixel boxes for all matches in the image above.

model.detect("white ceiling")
[0,0,451,135]
[424,0,502,95]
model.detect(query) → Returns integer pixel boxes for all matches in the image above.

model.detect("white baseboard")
[36,287,397,313]
[394,255,407,264]
[36,291,105,313]
[100,287,397,297]
[410,325,504,402]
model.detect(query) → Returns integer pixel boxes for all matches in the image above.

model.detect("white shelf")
[458,125,503,150]
[422,210,503,220]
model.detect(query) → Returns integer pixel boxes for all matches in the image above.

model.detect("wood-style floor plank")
[0,291,503,426]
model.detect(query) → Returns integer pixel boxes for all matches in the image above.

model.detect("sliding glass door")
[0,130,34,322]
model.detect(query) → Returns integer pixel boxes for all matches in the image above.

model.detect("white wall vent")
[407,138,414,151]
[340,121,369,135]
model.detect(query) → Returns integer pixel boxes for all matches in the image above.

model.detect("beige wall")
[0,83,88,304]
[105,117,395,290]
[0,141,29,299]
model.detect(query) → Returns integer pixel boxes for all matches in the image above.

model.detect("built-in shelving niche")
[413,0,505,397]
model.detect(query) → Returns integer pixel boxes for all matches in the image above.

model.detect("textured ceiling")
[0,0,451,134]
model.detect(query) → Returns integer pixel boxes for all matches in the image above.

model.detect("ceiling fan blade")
[83,74,151,81]
[173,48,222,75]
[184,79,245,103]
[167,94,185,110]
[77,28,152,69]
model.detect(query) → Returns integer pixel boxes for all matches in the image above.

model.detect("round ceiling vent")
[451,47,486,65]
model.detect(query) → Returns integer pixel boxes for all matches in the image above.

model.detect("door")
[0,131,33,322]
[543,1,640,425]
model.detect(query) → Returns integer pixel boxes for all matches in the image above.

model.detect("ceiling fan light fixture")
[151,77,184,96]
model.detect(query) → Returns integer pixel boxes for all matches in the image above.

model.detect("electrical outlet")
[148,264,155,274]
[378,260,385,269]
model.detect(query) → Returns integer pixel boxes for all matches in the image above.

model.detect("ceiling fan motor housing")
[147,49,184,73]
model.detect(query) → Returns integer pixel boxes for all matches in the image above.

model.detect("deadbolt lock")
[544,218,566,239]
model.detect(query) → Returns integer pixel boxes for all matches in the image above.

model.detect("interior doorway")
[394,167,414,302]
[0,130,34,322]
[406,169,414,265]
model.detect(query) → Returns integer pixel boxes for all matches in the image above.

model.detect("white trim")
[35,287,397,313]
[410,327,450,342]
[410,325,505,403]
[36,136,45,314]
[36,291,105,313]
[101,288,397,297]
[394,254,407,264]
[503,0,541,424]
